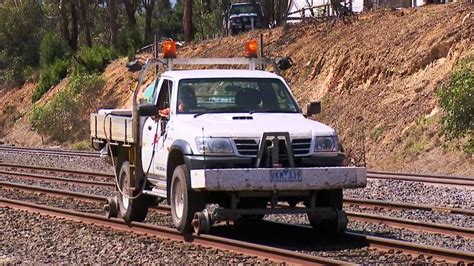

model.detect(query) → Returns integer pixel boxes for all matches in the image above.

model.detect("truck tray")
[90,112,134,143]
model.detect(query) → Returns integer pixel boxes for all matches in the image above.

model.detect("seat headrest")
[235,88,262,108]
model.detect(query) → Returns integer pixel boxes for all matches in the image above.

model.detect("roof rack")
[143,57,280,74]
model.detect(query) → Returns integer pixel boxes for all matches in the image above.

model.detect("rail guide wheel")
[105,196,119,218]
[192,209,211,235]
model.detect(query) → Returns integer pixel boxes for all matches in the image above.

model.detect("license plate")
[270,169,302,182]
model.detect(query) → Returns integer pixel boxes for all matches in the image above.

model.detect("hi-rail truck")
[90,40,367,234]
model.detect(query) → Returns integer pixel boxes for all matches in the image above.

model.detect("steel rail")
[345,231,474,263]
[2,162,473,189]
[1,181,472,260]
[344,197,474,216]
[1,173,472,217]
[345,211,474,238]
[368,170,474,181]
[367,172,474,187]
[268,222,474,264]
[0,197,348,265]
[0,170,115,188]
[0,162,112,178]
[0,146,100,158]
[0,180,107,202]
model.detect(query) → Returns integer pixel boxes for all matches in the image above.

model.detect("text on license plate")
[270,169,302,182]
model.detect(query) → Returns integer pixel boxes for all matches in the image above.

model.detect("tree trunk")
[107,0,118,50]
[183,0,193,42]
[58,0,70,44]
[250,0,264,28]
[70,0,79,51]
[78,0,92,47]
[123,0,137,27]
[144,0,155,43]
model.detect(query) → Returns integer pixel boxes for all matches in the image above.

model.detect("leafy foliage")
[32,34,71,102]
[437,56,474,153]
[39,33,71,67]
[75,45,117,74]
[31,73,105,142]
[0,0,44,85]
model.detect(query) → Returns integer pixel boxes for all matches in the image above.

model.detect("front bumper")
[190,167,366,191]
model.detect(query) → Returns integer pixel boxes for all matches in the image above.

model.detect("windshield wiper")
[193,112,209,118]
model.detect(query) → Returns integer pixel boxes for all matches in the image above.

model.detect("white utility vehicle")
[90,40,366,234]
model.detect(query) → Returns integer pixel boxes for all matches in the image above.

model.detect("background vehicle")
[227,2,264,35]
[90,40,366,235]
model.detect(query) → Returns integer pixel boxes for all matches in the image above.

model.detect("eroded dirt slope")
[1,3,472,175]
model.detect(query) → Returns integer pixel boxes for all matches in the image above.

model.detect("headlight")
[314,136,339,152]
[195,137,234,154]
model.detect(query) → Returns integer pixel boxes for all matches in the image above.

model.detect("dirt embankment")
[1,3,472,175]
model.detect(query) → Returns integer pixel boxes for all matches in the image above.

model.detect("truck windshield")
[230,4,258,15]
[176,78,299,114]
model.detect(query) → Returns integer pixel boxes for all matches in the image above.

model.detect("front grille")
[234,138,312,157]
[292,138,312,155]
[234,139,259,156]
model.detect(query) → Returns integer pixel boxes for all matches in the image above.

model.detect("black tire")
[117,161,149,222]
[308,189,344,233]
[170,165,205,233]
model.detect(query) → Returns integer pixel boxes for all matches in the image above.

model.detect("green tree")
[0,0,44,85]
[437,56,474,153]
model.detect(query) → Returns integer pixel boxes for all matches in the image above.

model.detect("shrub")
[437,56,474,153]
[39,33,70,67]
[30,73,105,143]
[75,45,117,74]
[32,59,69,102]
[0,0,44,84]
[31,33,71,102]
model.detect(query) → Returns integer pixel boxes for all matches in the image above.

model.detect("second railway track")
[1,159,473,187]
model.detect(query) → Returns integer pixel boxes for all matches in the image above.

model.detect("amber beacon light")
[244,39,258,58]
[163,40,177,58]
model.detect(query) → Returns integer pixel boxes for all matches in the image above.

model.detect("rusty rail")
[0,197,348,265]
[0,146,100,158]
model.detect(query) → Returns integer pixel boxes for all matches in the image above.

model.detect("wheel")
[170,165,205,233]
[307,189,345,233]
[117,161,149,222]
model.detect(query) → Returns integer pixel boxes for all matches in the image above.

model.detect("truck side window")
[156,79,173,109]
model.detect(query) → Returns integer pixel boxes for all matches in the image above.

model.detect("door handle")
[148,126,152,130]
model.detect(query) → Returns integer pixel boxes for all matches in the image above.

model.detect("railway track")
[0,180,473,263]
[0,164,472,215]
[1,158,473,187]
[0,146,100,158]
[0,197,347,265]
[367,170,474,187]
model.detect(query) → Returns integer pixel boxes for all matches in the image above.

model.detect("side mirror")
[139,104,158,117]
[306,101,321,116]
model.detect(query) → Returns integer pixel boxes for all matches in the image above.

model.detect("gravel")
[1,148,472,263]
[345,204,474,229]
[0,207,268,264]
[264,214,474,252]
[0,173,115,197]
[345,179,474,209]
[0,187,105,214]
[0,150,113,173]
[0,166,112,183]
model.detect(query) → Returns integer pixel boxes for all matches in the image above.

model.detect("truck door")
[153,79,174,178]
[141,78,164,175]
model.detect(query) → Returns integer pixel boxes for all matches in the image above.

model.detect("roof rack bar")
[165,58,279,74]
